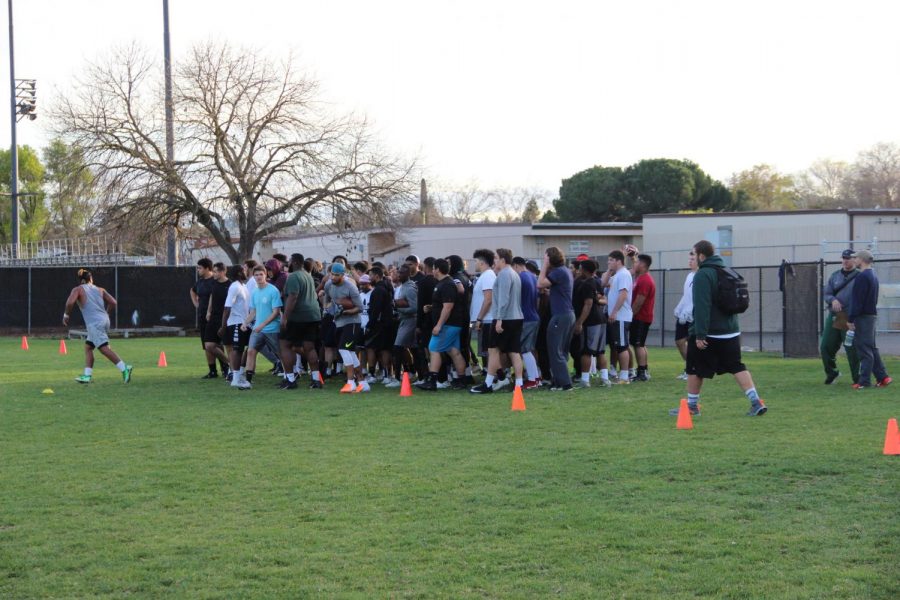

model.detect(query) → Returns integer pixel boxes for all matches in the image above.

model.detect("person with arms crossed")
[222,265,251,389]
[606,250,633,384]
[538,246,575,391]
[629,252,656,382]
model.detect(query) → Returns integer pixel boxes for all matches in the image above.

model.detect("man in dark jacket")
[669,240,767,417]
[847,249,891,389]
[820,249,860,385]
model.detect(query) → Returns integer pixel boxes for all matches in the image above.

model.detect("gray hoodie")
[492,266,523,320]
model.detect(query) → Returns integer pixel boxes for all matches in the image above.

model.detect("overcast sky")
[4,0,900,194]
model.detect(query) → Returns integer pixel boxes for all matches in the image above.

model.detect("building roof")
[644,208,900,219]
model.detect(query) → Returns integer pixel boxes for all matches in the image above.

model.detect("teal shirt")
[250,284,283,334]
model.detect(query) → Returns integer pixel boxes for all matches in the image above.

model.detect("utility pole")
[7,0,18,256]
[163,0,177,265]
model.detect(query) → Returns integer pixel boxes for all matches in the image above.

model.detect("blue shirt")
[547,266,574,315]
[250,283,283,333]
[519,270,539,322]
[848,268,878,322]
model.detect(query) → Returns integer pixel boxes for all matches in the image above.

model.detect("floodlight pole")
[163,0,177,265]
[7,0,19,256]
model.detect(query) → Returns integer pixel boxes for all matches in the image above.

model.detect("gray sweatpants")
[853,314,888,386]
[547,311,575,387]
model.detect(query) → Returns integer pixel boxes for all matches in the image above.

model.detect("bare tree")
[793,159,853,209]
[52,42,416,263]
[430,181,496,223]
[850,142,900,208]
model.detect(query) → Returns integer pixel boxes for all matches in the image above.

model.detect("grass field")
[1,337,898,599]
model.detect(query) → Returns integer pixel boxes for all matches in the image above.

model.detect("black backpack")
[712,265,750,315]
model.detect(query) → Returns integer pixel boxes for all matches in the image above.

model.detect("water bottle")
[844,330,855,347]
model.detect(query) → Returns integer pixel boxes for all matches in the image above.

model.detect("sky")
[3,0,900,195]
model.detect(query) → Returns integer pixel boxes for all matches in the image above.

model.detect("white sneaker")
[492,378,510,391]
[383,378,401,388]
[364,374,379,384]
[234,379,252,390]
[609,369,618,379]
[676,371,688,380]
[600,378,613,388]
[436,380,452,389]
[356,381,371,393]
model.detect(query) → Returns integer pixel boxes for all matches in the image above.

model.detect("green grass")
[1,337,898,599]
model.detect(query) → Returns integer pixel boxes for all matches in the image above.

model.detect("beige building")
[643,209,900,269]
[191,222,643,265]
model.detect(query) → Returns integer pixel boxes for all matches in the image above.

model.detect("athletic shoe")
[355,381,371,393]
[201,372,218,379]
[522,379,540,390]
[436,380,452,389]
[668,404,700,416]
[469,383,493,394]
[122,365,133,384]
[747,401,768,416]
[633,372,650,382]
[416,379,437,391]
[824,372,840,385]
[676,371,689,381]
[383,378,401,388]
[600,378,613,388]
[339,383,356,393]
[234,379,252,390]
[75,374,92,384]
[462,375,476,386]
[278,379,298,390]
[549,385,573,392]
[451,378,468,390]
[853,383,870,390]
[492,378,510,392]
[617,379,631,385]
[876,376,892,388]
[364,374,380,384]
[572,380,591,389]
[308,380,323,389]
[225,372,234,383]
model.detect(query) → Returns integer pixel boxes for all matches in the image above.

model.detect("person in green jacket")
[669,240,767,417]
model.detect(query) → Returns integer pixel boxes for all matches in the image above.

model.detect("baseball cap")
[841,248,854,259]
[853,249,874,262]
[359,274,371,283]
[576,253,590,262]
[330,263,346,275]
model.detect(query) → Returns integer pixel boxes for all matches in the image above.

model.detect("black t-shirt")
[417,274,437,328]
[192,276,216,315]
[432,276,468,328]
[368,285,393,327]
[412,271,425,284]
[208,279,231,319]
[573,276,602,327]
[452,271,473,313]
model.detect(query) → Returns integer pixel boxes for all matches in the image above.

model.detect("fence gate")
[782,262,821,357]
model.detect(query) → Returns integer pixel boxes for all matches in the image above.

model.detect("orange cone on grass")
[59,339,68,355]
[883,418,900,456]
[400,372,413,397]
[676,398,694,430]
[21,336,28,350]
[318,372,325,385]
[157,351,168,367]
[511,386,526,411]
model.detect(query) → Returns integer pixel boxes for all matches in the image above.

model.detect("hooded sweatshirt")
[689,254,740,340]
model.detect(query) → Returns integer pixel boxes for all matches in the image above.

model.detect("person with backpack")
[819,249,860,386]
[669,240,767,418]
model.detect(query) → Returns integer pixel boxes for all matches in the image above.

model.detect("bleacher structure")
[0,235,156,266]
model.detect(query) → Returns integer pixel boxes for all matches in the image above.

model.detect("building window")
[568,240,590,254]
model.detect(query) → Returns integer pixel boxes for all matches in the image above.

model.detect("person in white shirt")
[222,265,252,387]
[673,248,698,380]
[606,250,633,384]
[471,249,500,383]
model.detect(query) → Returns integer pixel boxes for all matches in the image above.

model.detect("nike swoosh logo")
[344,341,354,348]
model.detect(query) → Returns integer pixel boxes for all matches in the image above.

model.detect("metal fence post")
[758,266,763,352]
[659,269,666,347]
[27,266,31,335]
[114,266,119,329]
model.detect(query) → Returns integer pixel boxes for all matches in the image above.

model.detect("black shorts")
[686,335,747,379]
[284,320,320,346]
[491,319,523,354]
[364,323,393,351]
[629,319,651,347]
[203,318,223,346]
[337,323,363,352]
[675,321,691,341]
[608,320,631,352]
[321,314,337,347]
[199,317,210,347]
[227,324,251,352]
[478,323,494,357]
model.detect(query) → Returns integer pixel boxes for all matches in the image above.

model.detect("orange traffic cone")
[511,386,526,411]
[400,372,413,397]
[318,372,325,384]
[21,336,28,350]
[59,339,68,355]
[883,418,900,456]
[157,351,168,367]
[676,398,694,430]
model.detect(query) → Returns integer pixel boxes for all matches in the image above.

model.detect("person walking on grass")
[673,248,698,380]
[670,240,767,417]
[847,249,892,390]
[63,268,133,384]
[820,249,860,385]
